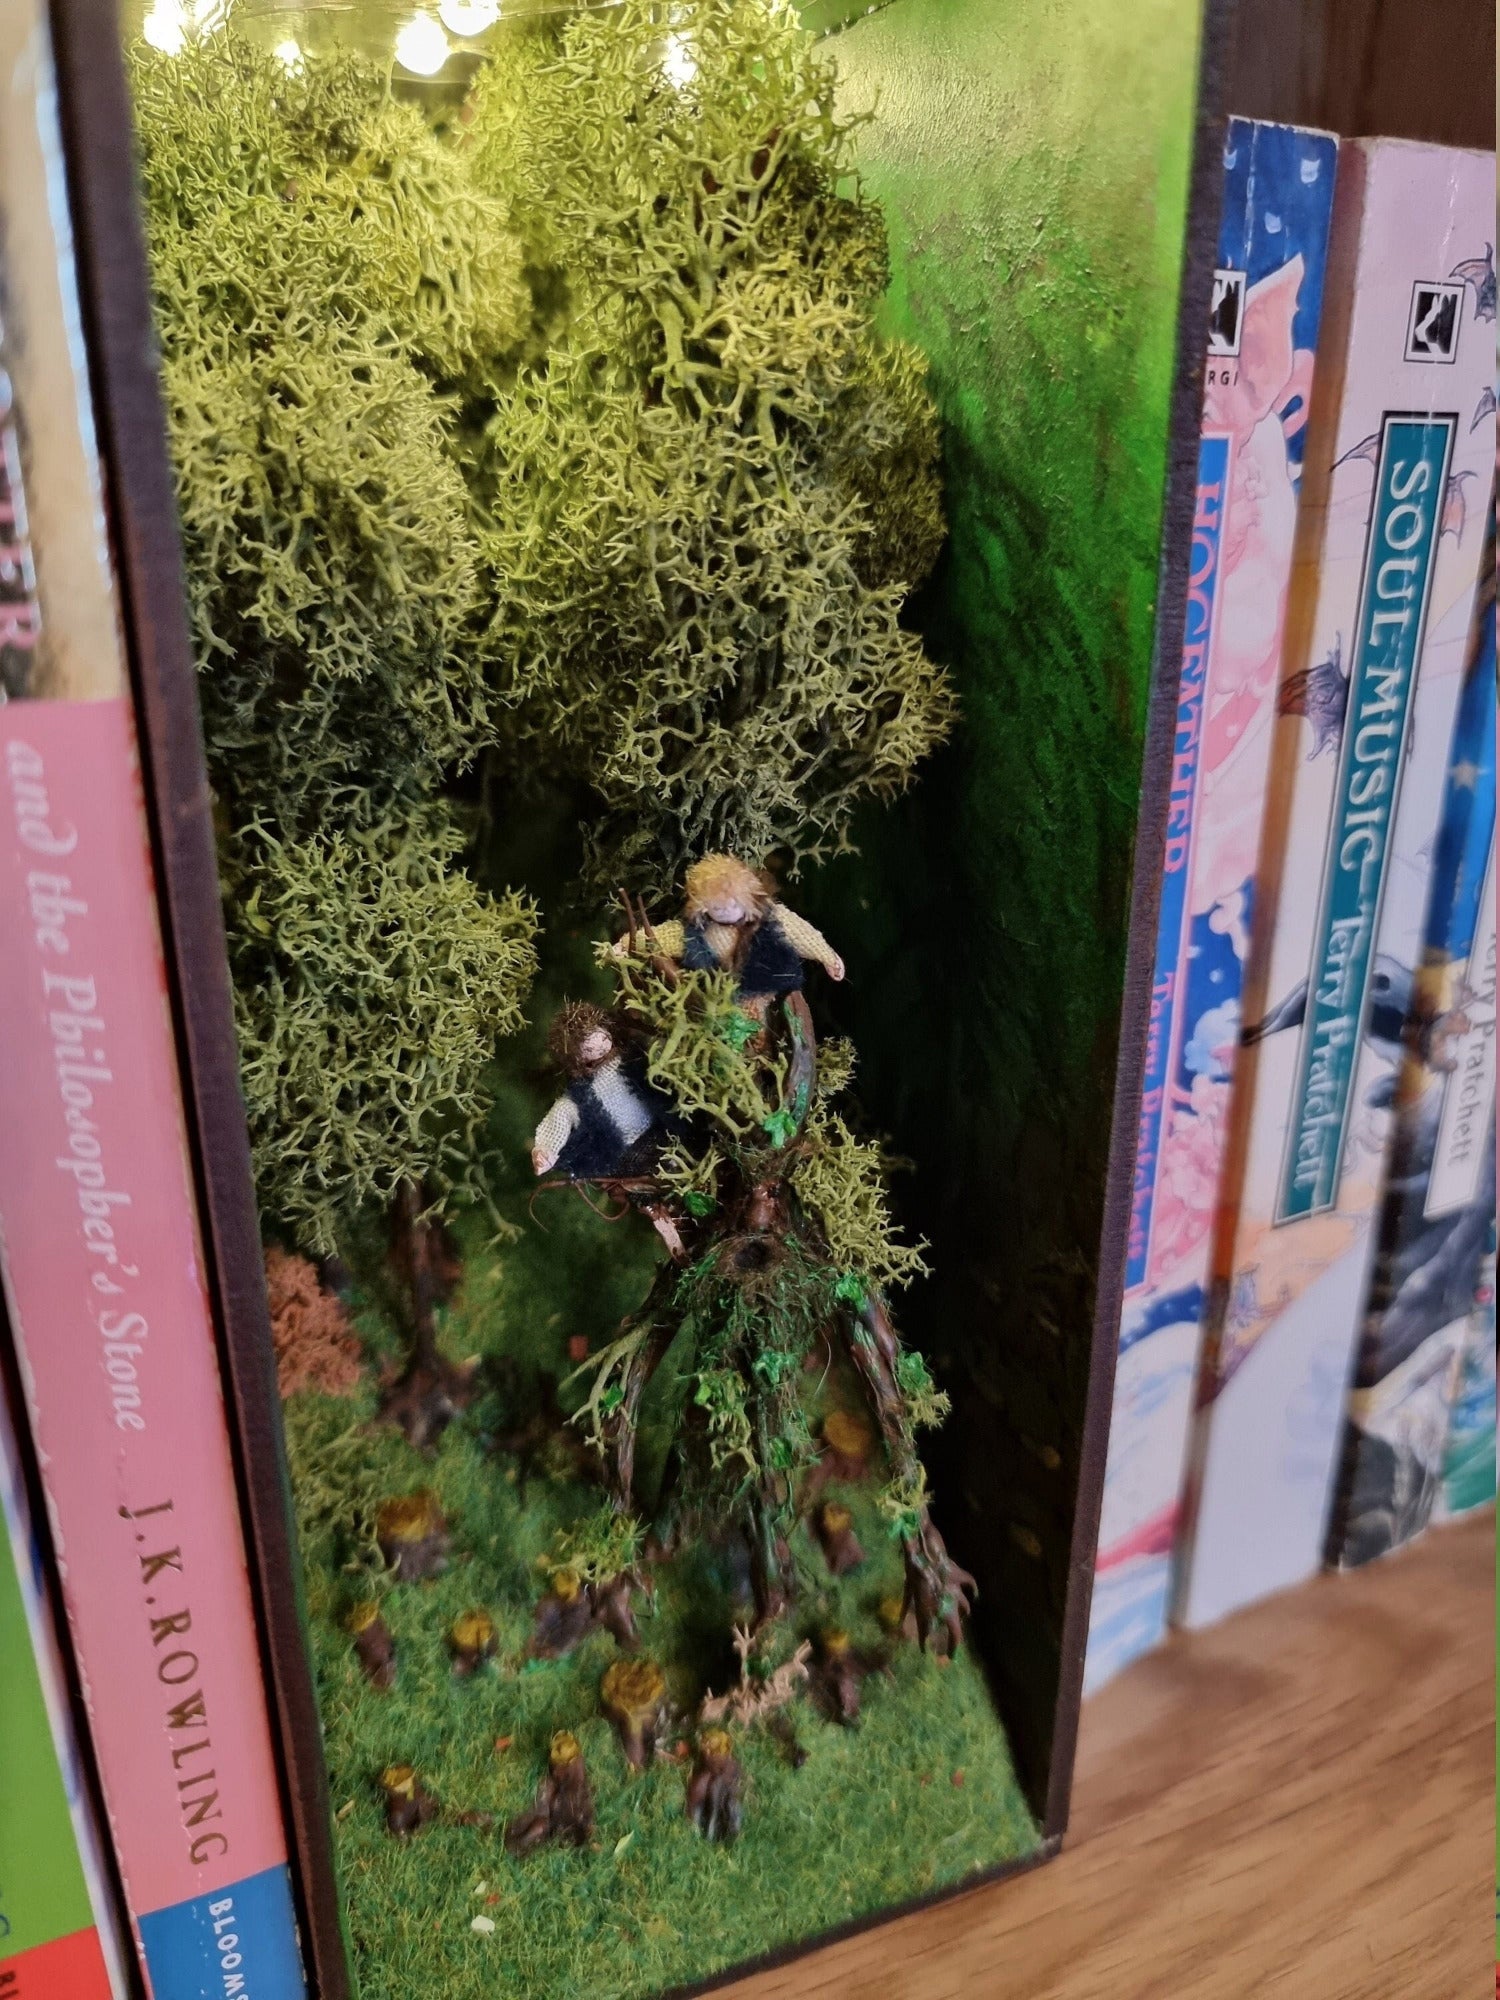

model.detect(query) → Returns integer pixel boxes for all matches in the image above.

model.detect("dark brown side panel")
[1228,0,1495,151]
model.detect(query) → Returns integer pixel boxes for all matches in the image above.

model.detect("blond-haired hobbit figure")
[615,854,844,1018]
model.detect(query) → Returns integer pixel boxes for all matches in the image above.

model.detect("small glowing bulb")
[439,0,499,35]
[273,37,304,71]
[662,30,696,88]
[394,13,450,74]
[142,0,187,53]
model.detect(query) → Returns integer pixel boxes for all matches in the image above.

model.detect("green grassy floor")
[281,937,1040,2000]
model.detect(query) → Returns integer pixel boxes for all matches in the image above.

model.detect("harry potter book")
[1177,138,1496,1629]
[1087,118,1339,1691]
[0,5,306,1994]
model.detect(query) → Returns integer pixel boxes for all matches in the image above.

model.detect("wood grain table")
[723,1511,1495,2000]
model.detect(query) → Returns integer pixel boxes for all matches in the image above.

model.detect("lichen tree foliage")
[221,810,534,1248]
[466,0,955,884]
[132,39,539,1415]
[570,947,973,1651]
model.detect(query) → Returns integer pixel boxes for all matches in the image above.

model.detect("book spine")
[1326,526,1495,1565]
[0,9,306,1996]
[1086,118,1340,1691]
[1177,138,1496,1629]
[1435,1228,1497,1520]
[0,1372,129,2000]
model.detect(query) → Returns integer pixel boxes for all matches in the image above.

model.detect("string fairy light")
[141,0,187,54]
[438,0,500,36]
[393,12,451,74]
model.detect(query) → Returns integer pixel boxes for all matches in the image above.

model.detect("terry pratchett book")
[1176,137,1495,1630]
[1435,1227,1497,1521]
[1087,118,1338,1691]
[1325,516,1494,1567]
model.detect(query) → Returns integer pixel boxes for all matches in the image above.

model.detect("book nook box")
[8,0,1230,1992]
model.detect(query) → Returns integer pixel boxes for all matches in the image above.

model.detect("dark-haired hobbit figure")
[531,1002,685,1256]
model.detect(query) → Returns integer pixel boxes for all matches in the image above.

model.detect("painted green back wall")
[802,0,1200,1795]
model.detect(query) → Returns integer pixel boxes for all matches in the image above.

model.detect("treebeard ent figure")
[561,854,975,1655]
[615,854,844,1019]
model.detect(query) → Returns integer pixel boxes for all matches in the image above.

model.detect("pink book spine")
[0,699,306,1998]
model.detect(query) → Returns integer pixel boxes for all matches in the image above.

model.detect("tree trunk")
[845,1291,975,1657]
[376,1178,476,1450]
[395,1178,442,1375]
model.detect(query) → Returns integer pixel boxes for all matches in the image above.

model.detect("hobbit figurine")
[685,1729,743,1843]
[531,1005,674,1181]
[616,853,844,1017]
[532,1003,686,1257]
[504,1731,595,1855]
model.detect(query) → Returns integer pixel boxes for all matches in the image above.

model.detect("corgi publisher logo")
[1405,281,1463,362]
[1207,269,1245,356]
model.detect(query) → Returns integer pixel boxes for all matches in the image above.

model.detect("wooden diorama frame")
[38,0,1232,1990]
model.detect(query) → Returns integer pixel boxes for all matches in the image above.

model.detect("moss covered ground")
[282,944,1038,2000]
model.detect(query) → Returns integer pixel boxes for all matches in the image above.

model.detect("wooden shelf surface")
[725,1510,1495,2000]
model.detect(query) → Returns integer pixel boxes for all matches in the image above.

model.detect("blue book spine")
[1327,511,1496,1566]
[1087,117,1339,1691]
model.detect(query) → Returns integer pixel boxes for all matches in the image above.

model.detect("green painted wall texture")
[804,0,1200,1788]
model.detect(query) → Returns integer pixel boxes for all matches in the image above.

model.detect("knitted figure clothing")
[534,1055,675,1180]
[646,904,840,999]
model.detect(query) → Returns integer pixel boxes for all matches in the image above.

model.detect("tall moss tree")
[567,940,973,1649]
[466,0,954,885]
[460,2,966,1631]
[133,40,539,1435]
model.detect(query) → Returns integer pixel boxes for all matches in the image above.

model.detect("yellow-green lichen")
[133,37,540,1246]
[132,38,531,811]
[468,0,954,882]
[223,804,537,1252]
[790,1102,929,1296]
